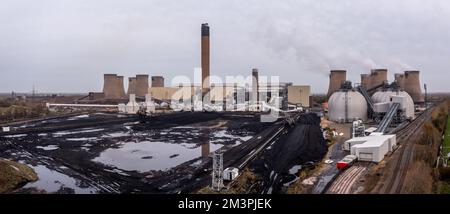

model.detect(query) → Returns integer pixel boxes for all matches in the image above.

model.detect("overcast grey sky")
[1,0,449,93]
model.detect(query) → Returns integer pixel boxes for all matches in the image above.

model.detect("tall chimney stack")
[135,74,149,97]
[403,70,424,103]
[252,68,259,106]
[327,70,347,99]
[201,23,210,92]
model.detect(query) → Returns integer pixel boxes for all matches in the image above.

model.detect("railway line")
[375,106,433,193]
[325,106,434,194]
[327,165,367,194]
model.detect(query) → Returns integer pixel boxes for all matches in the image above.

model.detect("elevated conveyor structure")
[356,86,375,117]
[376,103,400,133]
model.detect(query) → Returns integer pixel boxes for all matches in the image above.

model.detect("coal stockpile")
[134,111,221,130]
[251,113,328,193]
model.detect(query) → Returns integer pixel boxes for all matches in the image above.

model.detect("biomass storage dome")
[372,90,415,119]
[328,90,368,123]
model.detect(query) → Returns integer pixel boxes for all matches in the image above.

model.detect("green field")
[444,116,450,157]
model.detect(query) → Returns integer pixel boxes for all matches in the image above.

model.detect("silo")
[135,74,149,97]
[151,76,164,87]
[127,77,137,95]
[103,74,126,99]
[328,87,368,123]
[403,71,424,103]
[370,69,388,89]
[361,74,371,89]
[372,90,415,119]
[327,70,347,99]
[394,73,405,90]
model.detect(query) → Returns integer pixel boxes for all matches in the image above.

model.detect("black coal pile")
[250,113,328,193]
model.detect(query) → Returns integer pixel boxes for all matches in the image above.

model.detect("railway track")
[325,106,434,194]
[376,107,433,193]
[327,165,367,194]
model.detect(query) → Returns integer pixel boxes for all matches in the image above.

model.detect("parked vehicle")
[336,155,358,170]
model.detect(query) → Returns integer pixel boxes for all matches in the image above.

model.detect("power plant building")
[287,86,311,108]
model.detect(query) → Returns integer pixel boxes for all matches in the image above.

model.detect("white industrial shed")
[343,134,397,163]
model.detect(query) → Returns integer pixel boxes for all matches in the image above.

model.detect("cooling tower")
[117,76,126,98]
[135,74,149,97]
[361,74,370,89]
[403,70,424,103]
[127,77,137,95]
[201,23,210,91]
[327,70,347,99]
[369,69,388,89]
[151,76,164,87]
[394,73,405,90]
[252,68,259,105]
[103,74,126,99]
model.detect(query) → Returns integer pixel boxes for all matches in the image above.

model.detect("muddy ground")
[0,111,273,193]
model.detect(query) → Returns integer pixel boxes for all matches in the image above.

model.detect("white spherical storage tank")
[328,90,368,123]
[372,90,414,119]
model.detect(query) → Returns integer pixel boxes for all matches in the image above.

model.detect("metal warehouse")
[343,134,397,163]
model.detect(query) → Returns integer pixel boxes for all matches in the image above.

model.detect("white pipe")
[46,103,118,108]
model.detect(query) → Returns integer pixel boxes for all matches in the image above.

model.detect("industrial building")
[287,86,311,108]
[344,134,397,163]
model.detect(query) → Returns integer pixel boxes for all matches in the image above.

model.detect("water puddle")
[93,141,223,172]
[23,165,98,194]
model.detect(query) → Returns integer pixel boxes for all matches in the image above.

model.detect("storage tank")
[371,90,414,119]
[328,85,368,123]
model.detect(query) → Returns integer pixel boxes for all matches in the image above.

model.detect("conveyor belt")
[376,103,400,133]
